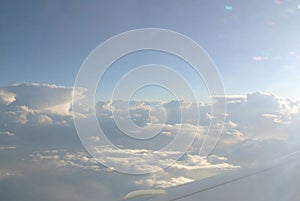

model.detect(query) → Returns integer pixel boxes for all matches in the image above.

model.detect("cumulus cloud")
[225,91,300,139]
[133,153,239,188]
[95,91,300,141]
[0,90,16,105]
[2,83,86,115]
[135,175,195,189]
[0,105,56,125]
[1,84,298,163]
[1,83,300,200]
[3,83,297,146]
[29,149,103,172]
[0,83,87,127]
[28,148,239,189]
[84,91,300,174]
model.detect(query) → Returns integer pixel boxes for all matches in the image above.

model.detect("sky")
[1,1,300,201]
[1,0,300,97]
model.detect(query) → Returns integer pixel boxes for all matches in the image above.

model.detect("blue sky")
[1,0,300,98]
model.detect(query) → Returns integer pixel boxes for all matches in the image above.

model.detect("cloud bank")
[0,83,300,200]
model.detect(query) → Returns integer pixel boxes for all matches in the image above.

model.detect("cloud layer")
[0,83,300,200]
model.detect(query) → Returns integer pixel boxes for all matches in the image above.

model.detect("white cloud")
[134,153,239,188]
[0,146,16,150]
[1,83,86,116]
[0,90,16,105]
[95,92,300,141]
[0,131,14,136]
[28,148,239,189]
[89,136,101,142]
[252,56,269,61]
[157,156,300,201]
[1,83,300,197]
[29,149,102,172]
[0,105,56,125]
[0,83,87,126]
[0,169,21,180]
[83,91,300,175]
[135,175,194,188]
[224,91,300,139]
[3,83,298,144]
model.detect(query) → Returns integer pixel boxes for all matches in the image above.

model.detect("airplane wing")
[124,151,300,201]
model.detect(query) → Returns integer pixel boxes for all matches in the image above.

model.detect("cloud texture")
[0,83,300,200]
